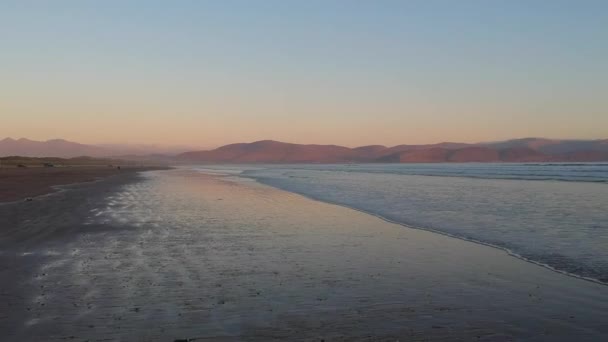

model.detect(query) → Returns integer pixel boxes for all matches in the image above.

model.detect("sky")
[1,0,607,148]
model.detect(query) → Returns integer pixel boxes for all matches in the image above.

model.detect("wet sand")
[0,166,167,203]
[1,169,607,341]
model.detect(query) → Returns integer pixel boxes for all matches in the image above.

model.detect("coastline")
[0,166,170,203]
[1,169,607,340]
[0,168,163,244]
[250,175,608,287]
[236,164,608,285]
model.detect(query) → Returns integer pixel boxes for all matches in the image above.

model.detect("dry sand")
[0,169,607,341]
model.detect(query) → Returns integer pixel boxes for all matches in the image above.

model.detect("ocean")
[7,165,606,339]
[194,163,608,283]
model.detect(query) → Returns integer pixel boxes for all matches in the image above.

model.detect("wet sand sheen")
[0,166,168,203]
[1,169,607,341]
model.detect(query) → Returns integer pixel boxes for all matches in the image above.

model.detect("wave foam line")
[248,175,608,287]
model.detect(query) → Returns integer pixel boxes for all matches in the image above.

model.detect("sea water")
[193,163,608,283]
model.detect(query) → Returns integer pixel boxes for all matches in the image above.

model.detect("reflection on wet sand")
[1,170,607,341]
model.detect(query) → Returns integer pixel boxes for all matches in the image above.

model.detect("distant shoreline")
[2,168,607,340]
[3,137,608,164]
[0,165,169,203]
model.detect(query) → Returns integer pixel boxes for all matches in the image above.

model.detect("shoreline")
[0,166,170,203]
[1,169,608,340]
[11,163,601,286]
[0,169,163,245]
[247,174,608,287]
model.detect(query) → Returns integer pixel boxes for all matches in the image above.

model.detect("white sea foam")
[225,163,608,284]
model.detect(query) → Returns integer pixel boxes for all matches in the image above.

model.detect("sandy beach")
[0,166,168,203]
[1,169,607,341]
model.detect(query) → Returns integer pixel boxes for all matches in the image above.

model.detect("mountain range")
[0,138,109,158]
[0,138,195,158]
[177,138,608,163]
[2,137,608,163]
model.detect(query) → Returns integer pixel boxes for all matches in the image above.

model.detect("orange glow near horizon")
[2,2,607,148]
[2,91,606,148]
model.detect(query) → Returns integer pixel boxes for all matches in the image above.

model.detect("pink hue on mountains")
[178,140,356,163]
[499,147,551,162]
[448,147,500,162]
[177,138,608,163]
[2,137,608,162]
[0,138,193,158]
[0,138,109,158]
[380,148,449,163]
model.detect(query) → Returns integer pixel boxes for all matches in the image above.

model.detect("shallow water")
[190,164,608,283]
[3,169,608,340]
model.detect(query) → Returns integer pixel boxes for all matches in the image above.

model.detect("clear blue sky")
[1,0,607,147]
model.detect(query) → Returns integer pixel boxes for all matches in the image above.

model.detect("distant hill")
[4,137,608,162]
[0,138,186,159]
[0,138,110,158]
[178,140,356,163]
[177,138,608,163]
[482,138,608,154]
